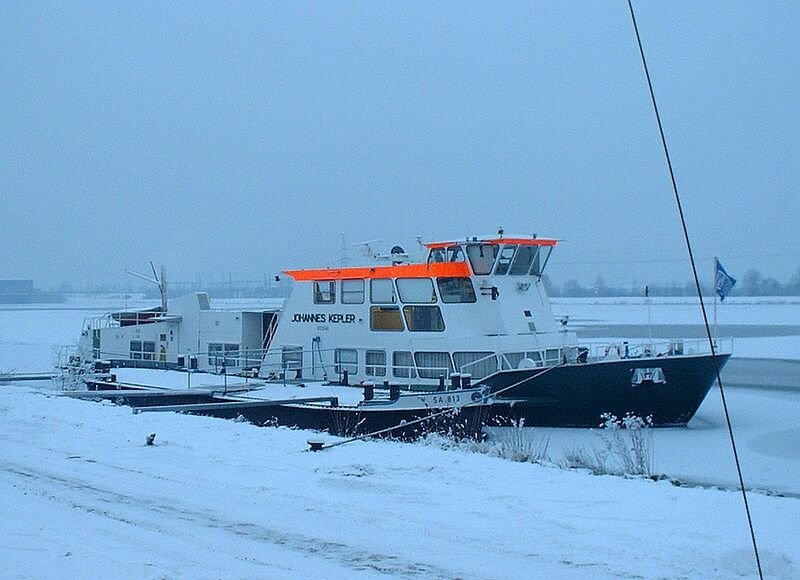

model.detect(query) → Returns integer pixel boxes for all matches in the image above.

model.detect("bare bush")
[424,420,551,465]
[561,413,654,477]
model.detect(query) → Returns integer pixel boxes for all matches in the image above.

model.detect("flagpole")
[646,285,652,348]
[712,257,717,342]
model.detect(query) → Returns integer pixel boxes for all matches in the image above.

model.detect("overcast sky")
[1,1,798,288]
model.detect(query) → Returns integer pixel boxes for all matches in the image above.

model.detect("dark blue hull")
[480,353,730,427]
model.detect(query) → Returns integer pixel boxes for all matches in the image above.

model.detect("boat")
[74,232,730,428]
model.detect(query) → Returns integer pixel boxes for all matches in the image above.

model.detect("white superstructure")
[259,234,578,386]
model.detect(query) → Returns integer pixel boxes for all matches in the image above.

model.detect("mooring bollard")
[307,439,325,452]
[461,373,472,389]
[450,373,461,391]
[389,384,400,401]
[362,382,374,401]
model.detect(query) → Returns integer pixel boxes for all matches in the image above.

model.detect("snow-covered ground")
[1,296,799,578]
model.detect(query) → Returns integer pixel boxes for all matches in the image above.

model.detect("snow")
[2,296,800,578]
[2,384,798,579]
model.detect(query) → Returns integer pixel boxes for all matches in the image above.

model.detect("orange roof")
[284,261,471,281]
[424,237,558,249]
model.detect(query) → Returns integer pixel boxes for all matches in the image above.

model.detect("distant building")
[0,279,63,304]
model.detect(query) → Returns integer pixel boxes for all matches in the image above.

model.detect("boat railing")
[83,310,177,332]
[583,337,734,362]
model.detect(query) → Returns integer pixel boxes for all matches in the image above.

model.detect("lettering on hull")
[291,313,356,324]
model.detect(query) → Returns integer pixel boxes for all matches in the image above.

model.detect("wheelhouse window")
[437,277,477,303]
[313,280,336,304]
[428,248,446,263]
[414,351,453,379]
[509,245,538,275]
[370,278,396,303]
[403,305,445,332]
[530,246,553,276]
[392,351,416,378]
[370,306,404,331]
[429,245,465,264]
[396,278,436,303]
[334,349,358,375]
[341,279,365,304]
[493,245,517,275]
[466,243,499,275]
[365,350,387,377]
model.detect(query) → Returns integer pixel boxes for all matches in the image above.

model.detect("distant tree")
[541,274,558,296]
[741,269,763,296]
[562,279,587,297]
[789,266,800,295]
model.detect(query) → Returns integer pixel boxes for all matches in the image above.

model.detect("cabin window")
[526,351,543,366]
[403,305,445,332]
[130,340,155,361]
[466,243,498,275]
[224,344,239,367]
[493,245,518,275]
[334,349,358,375]
[392,351,417,378]
[437,277,477,303]
[341,279,365,304]
[414,352,453,379]
[281,346,303,370]
[509,245,538,275]
[208,343,223,366]
[365,350,386,377]
[502,352,524,370]
[370,306,404,331]
[370,279,396,304]
[397,278,436,303]
[453,352,498,380]
[313,280,336,304]
[208,343,239,368]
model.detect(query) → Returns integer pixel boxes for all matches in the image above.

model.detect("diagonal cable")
[625,2,762,577]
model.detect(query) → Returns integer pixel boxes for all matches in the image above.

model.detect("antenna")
[339,232,348,267]
[126,261,168,312]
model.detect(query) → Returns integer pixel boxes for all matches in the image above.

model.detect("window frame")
[402,305,445,332]
[313,280,336,304]
[341,279,365,304]
[370,306,405,331]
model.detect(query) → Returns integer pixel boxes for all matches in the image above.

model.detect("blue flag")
[714,258,736,301]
